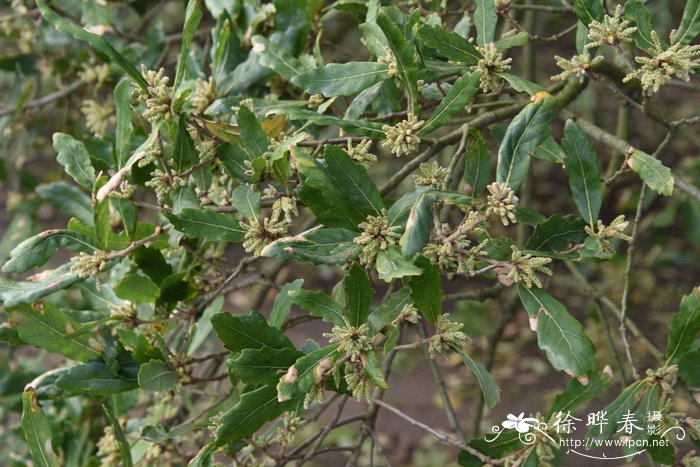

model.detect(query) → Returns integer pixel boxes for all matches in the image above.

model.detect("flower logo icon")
[502,413,539,433]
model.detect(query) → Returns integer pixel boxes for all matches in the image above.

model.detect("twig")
[619,184,646,380]
[594,298,629,387]
[471,297,518,437]
[564,262,664,362]
[107,225,171,260]
[445,285,504,302]
[370,399,500,465]
[417,321,468,445]
[0,79,85,118]
[296,396,349,466]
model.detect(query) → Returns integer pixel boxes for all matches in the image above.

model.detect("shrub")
[1,0,699,465]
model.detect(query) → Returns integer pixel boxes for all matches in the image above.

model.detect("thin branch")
[0,79,85,118]
[370,399,500,465]
[417,322,468,445]
[619,184,646,380]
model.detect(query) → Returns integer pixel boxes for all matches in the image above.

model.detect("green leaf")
[498,72,545,95]
[463,129,492,195]
[93,177,110,250]
[518,286,596,377]
[52,133,96,189]
[35,0,148,90]
[623,0,658,52]
[276,345,339,401]
[187,296,224,356]
[215,385,296,446]
[273,107,385,138]
[238,105,270,158]
[292,62,389,97]
[114,273,160,303]
[212,310,294,352]
[231,184,260,221]
[345,81,384,120]
[405,256,442,324]
[453,347,501,408]
[574,0,605,27]
[3,229,97,274]
[9,302,100,362]
[165,209,244,242]
[252,35,305,81]
[420,71,481,135]
[134,246,172,286]
[103,405,133,467]
[666,288,700,363]
[289,289,347,326]
[21,389,61,467]
[367,288,412,334]
[494,32,529,50]
[0,264,82,308]
[232,347,304,385]
[629,149,674,196]
[676,0,700,45]
[114,79,133,168]
[376,10,419,115]
[114,198,137,239]
[376,246,423,282]
[36,182,93,226]
[344,264,372,327]
[532,135,565,164]
[270,279,304,329]
[141,421,211,443]
[173,115,196,171]
[44,361,138,396]
[325,145,384,221]
[400,190,473,256]
[496,93,559,191]
[524,214,587,252]
[363,351,389,390]
[561,120,601,225]
[585,380,645,440]
[387,187,428,229]
[261,228,361,265]
[418,24,481,64]
[678,348,700,387]
[138,360,179,392]
[474,0,497,47]
[546,371,612,418]
[174,0,203,89]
